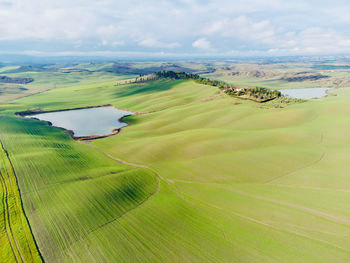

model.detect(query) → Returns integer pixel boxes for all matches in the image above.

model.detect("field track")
[0,140,42,263]
[84,140,162,218]
[0,144,24,263]
[85,141,149,169]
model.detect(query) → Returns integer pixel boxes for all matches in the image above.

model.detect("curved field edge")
[0,141,42,263]
[0,115,159,262]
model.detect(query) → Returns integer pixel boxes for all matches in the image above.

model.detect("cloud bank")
[0,0,350,57]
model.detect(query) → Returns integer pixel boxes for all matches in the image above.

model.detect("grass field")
[0,63,136,103]
[2,67,350,262]
[0,140,42,263]
[0,115,159,262]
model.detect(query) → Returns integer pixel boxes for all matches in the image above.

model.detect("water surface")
[27,106,133,137]
[278,87,332,99]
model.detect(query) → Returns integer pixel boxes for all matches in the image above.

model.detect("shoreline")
[324,88,337,98]
[16,104,136,141]
[15,104,146,116]
[278,87,337,100]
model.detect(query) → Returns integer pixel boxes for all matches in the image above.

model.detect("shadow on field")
[113,79,180,97]
[123,115,140,125]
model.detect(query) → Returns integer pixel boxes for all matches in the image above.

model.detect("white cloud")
[99,40,124,47]
[192,38,211,49]
[0,1,95,40]
[203,16,275,44]
[0,0,350,55]
[138,38,181,48]
[297,27,350,53]
[265,27,350,55]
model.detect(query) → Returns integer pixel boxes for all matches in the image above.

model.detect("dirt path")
[177,188,350,254]
[265,131,326,184]
[62,140,164,248]
[222,185,350,225]
[82,140,162,230]
[0,141,43,263]
[0,144,26,263]
[85,140,165,181]
[0,169,23,263]
[172,179,350,226]
[83,140,350,253]
[264,151,326,184]
[85,141,149,168]
[85,131,348,226]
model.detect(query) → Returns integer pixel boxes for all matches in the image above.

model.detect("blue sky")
[0,0,350,57]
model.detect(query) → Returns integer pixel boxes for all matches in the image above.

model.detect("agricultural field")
[0,63,138,103]
[1,60,350,262]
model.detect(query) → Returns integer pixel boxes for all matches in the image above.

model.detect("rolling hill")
[1,74,350,262]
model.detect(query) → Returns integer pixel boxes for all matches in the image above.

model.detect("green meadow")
[0,64,136,103]
[2,67,350,262]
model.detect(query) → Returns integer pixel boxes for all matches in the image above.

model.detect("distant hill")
[0,75,34,84]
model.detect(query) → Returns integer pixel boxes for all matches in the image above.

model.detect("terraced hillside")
[2,76,350,262]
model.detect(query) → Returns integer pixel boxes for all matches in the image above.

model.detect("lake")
[278,87,332,99]
[26,106,133,138]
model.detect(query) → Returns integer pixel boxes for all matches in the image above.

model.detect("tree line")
[155,71,281,102]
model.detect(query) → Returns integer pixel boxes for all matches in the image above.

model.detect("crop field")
[1,62,350,262]
[0,115,159,262]
[0,139,42,263]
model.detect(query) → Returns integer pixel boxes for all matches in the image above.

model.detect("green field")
[2,63,350,262]
[0,63,136,103]
[0,140,42,263]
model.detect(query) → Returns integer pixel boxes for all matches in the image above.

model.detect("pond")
[278,87,332,99]
[26,106,133,138]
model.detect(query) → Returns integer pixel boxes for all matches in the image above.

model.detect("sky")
[0,0,350,57]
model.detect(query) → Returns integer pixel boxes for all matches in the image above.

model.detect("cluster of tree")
[134,74,158,83]
[155,71,281,102]
[132,74,164,83]
[226,86,281,102]
[155,71,199,79]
